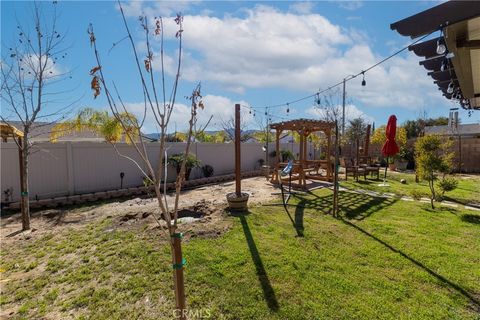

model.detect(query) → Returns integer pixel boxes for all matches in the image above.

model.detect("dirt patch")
[112,199,232,241]
[1,177,278,244]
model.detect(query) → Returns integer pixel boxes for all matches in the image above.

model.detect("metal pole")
[342,78,346,136]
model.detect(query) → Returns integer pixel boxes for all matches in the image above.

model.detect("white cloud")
[289,2,315,14]
[121,0,201,18]
[337,1,363,11]
[122,94,253,133]
[128,3,450,113]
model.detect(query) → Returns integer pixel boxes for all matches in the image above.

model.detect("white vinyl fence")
[1,141,306,202]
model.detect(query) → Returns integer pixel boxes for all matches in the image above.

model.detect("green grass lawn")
[1,188,480,319]
[341,171,480,206]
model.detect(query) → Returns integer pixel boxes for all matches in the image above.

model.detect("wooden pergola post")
[275,129,280,169]
[333,121,340,217]
[1,123,29,229]
[326,129,332,181]
[235,104,241,196]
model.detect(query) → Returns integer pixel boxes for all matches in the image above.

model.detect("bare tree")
[52,3,203,318]
[1,2,75,230]
[313,88,344,123]
[220,115,251,142]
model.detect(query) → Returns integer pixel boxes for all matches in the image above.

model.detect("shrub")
[280,149,295,162]
[167,153,202,180]
[410,189,425,201]
[202,164,214,177]
[437,177,458,197]
[415,134,454,209]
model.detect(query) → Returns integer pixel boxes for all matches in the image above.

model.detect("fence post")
[66,142,75,195]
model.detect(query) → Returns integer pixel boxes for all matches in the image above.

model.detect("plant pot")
[388,163,396,171]
[226,192,249,211]
[176,167,192,180]
[394,159,408,171]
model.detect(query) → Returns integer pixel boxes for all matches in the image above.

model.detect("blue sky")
[2,1,478,133]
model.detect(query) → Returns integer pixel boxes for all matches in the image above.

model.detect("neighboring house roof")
[424,123,480,136]
[2,121,153,143]
[2,121,103,142]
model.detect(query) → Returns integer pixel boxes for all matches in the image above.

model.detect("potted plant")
[388,157,396,171]
[167,153,202,180]
[280,149,295,162]
[395,146,413,171]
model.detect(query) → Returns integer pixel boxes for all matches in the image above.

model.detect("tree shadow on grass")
[461,214,480,224]
[297,190,397,220]
[238,214,280,312]
[339,217,480,310]
[422,205,459,215]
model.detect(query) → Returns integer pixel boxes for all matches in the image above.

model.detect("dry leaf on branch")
[87,24,96,47]
[91,76,100,99]
[144,59,151,73]
[174,13,183,25]
[154,18,161,35]
[89,66,101,75]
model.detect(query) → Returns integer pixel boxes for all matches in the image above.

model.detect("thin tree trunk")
[429,175,435,209]
[171,234,186,319]
[19,136,30,230]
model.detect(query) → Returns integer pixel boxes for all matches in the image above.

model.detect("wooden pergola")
[270,118,336,189]
[1,123,24,142]
[1,123,28,219]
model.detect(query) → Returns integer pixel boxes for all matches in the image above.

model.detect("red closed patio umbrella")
[381,115,399,180]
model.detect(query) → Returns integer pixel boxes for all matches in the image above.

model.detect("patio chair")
[340,157,365,181]
[358,156,380,180]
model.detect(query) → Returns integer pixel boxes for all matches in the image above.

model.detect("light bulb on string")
[436,37,446,55]
[361,71,366,86]
[447,80,454,94]
[440,59,448,72]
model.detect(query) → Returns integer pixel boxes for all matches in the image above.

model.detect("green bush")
[167,153,202,170]
[410,189,426,201]
[414,134,454,209]
[202,164,214,177]
[437,177,458,196]
[167,153,201,180]
[280,149,295,161]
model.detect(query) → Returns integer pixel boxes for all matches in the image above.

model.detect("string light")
[447,80,454,94]
[361,71,366,86]
[440,59,448,72]
[436,31,446,55]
